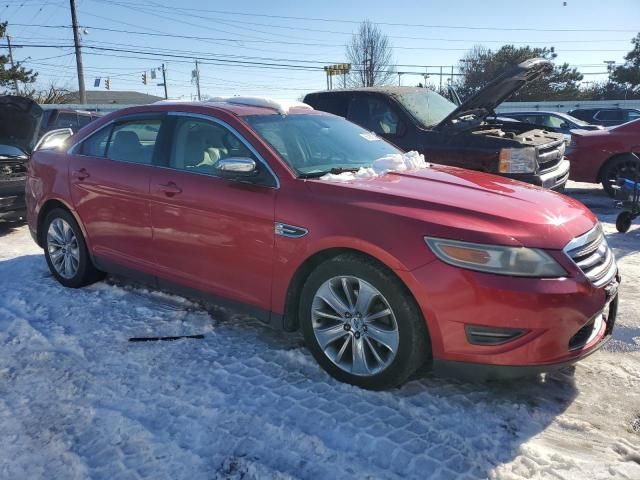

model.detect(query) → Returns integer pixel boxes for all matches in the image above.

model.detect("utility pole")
[69,0,86,104]
[6,35,19,95]
[439,66,443,92]
[161,63,168,99]
[194,59,201,101]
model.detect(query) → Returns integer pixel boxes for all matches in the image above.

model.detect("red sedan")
[567,118,640,197]
[26,99,619,389]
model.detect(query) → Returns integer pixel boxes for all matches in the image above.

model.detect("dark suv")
[568,108,640,127]
[305,58,569,190]
[39,108,101,137]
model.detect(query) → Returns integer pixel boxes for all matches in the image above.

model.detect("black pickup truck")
[0,96,43,221]
[304,58,569,190]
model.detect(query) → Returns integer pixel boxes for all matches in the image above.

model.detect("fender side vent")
[465,325,527,346]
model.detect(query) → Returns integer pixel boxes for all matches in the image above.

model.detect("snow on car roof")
[219,97,313,115]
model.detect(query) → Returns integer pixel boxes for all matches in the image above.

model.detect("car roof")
[120,99,324,118]
[306,86,426,96]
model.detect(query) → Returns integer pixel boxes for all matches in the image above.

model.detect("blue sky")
[3,0,640,100]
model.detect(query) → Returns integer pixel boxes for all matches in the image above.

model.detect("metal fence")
[40,99,640,115]
[497,99,640,114]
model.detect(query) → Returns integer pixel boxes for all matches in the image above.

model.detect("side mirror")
[34,128,74,151]
[215,157,257,176]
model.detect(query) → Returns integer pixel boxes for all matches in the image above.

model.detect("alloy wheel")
[47,218,80,279]
[311,276,399,376]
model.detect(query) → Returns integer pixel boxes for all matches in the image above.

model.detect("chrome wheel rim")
[311,276,399,376]
[47,218,80,279]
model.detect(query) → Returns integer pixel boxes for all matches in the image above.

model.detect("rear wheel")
[43,208,104,288]
[299,253,430,390]
[600,154,640,198]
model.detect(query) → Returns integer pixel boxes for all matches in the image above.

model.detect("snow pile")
[223,97,313,115]
[320,150,428,183]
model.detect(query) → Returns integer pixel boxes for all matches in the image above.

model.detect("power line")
[87,0,640,33]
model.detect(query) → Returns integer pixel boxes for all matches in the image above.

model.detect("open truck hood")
[0,95,43,155]
[437,58,553,129]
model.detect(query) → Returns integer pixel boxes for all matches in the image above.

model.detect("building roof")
[68,90,164,104]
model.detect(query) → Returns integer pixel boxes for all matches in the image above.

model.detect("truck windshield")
[393,90,457,128]
[243,113,402,176]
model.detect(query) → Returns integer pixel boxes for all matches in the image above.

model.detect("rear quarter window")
[305,94,349,117]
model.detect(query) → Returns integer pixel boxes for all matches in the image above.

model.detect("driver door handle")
[159,182,182,197]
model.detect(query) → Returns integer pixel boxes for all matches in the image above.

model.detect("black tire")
[299,253,430,390]
[616,211,633,233]
[600,154,640,198]
[43,208,104,288]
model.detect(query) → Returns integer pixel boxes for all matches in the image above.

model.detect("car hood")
[0,95,44,154]
[437,58,553,129]
[308,166,595,250]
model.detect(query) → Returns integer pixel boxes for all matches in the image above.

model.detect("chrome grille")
[564,225,617,288]
[537,139,565,173]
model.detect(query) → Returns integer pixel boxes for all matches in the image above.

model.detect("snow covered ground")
[0,181,638,480]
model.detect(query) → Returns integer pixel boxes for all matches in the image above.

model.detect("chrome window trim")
[167,111,280,189]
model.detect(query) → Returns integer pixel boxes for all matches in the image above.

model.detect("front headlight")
[425,237,567,277]
[498,147,537,174]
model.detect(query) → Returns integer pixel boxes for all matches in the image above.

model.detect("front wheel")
[299,254,430,390]
[43,208,104,288]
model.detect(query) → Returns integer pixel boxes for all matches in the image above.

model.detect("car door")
[148,112,277,311]
[68,114,166,273]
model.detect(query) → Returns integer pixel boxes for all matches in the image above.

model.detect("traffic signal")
[142,72,148,85]
[105,78,111,90]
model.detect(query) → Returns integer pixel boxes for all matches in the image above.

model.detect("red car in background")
[26,98,619,389]
[567,119,640,197]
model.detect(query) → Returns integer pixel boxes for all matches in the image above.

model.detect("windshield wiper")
[298,167,361,179]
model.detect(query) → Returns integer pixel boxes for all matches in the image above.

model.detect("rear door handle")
[71,168,90,180]
[159,182,182,197]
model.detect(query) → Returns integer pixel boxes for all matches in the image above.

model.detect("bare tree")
[346,20,395,87]
[22,83,75,104]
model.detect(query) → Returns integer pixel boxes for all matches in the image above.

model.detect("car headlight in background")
[424,237,567,277]
[498,147,537,174]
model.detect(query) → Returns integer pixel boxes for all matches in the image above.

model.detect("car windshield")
[392,90,458,127]
[243,113,402,176]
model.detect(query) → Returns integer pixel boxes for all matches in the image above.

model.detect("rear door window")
[78,114,93,127]
[595,110,624,122]
[307,94,349,117]
[55,112,79,129]
[106,119,162,165]
[78,125,112,157]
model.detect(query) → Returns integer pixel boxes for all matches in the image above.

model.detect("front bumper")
[509,158,570,191]
[398,254,619,379]
[432,294,617,381]
[0,193,26,220]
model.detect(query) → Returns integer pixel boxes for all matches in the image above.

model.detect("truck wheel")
[601,154,640,198]
[43,208,104,288]
[299,253,430,390]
